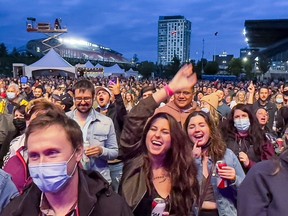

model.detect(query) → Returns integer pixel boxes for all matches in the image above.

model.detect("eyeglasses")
[174,91,192,96]
[74,97,92,103]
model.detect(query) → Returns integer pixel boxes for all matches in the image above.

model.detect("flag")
[171,31,177,36]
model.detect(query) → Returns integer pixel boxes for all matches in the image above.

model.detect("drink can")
[216,160,228,189]
[81,141,90,169]
[216,160,227,170]
[151,198,166,216]
[276,138,284,149]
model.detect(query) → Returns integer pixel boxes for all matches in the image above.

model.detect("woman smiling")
[119,64,199,216]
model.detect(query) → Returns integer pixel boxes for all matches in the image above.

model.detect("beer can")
[151,198,166,216]
[216,160,227,170]
[216,160,228,189]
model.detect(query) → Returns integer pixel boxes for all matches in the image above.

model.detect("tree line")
[0,42,271,79]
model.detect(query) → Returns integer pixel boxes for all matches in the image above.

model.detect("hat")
[95,86,112,97]
[140,86,156,98]
[201,93,219,110]
[52,93,73,111]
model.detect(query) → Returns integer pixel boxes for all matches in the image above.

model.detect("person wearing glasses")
[155,86,200,127]
[66,80,118,184]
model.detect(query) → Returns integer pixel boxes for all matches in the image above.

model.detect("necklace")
[152,174,170,183]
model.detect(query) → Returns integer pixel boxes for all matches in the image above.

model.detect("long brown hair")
[141,112,199,216]
[184,111,226,162]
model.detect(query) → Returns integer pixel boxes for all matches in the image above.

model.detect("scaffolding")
[26,17,68,53]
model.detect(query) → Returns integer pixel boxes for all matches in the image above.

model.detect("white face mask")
[6,92,16,100]
[28,150,77,193]
[276,98,283,104]
[234,118,250,133]
[201,107,210,113]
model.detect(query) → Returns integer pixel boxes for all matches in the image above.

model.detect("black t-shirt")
[133,188,173,216]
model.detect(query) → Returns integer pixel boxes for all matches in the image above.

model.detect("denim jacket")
[67,109,118,183]
[195,149,245,216]
[0,169,19,213]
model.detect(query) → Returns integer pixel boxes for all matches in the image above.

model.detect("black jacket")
[0,169,133,216]
[0,114,17,168]
[238,150,288,216]
[119,96,159,211]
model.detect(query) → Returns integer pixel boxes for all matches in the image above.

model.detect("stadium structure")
[243,19,288,79]
[25,38,130,64]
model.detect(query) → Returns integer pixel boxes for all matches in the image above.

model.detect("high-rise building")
[158,15,191,65]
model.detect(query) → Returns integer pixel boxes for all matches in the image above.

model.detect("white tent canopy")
[75,60,95,69]
[24,49,76,77]
[84,61,95,68]
[125,68,139,78]
[103,64,124,77]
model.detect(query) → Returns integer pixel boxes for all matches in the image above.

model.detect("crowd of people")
[0,66,288,215]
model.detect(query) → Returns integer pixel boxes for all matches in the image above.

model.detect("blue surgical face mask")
[234,118,250,133]
[7,92,16,100]
[276,98,283,104]
[201,107,210,113]
[28,150,77,193]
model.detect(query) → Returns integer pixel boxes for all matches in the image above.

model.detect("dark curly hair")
[184,111,226,162]
[224,104,265,156]
[141,112,199,216]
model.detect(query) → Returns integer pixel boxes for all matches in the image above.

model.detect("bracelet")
[164,85,174,97]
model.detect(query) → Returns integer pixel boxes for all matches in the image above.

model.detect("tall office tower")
[158,15,191,65]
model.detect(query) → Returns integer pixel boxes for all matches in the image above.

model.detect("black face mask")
[13,118,26,131]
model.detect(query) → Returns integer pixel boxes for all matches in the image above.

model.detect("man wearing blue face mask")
[0,110,133,216]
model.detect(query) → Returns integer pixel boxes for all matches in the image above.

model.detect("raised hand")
[169,64,197,92]
[247,81,255,93]
[108,78,120,95]
[239,151,250,167]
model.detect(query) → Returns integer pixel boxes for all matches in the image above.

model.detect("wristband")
[164,85,174,97]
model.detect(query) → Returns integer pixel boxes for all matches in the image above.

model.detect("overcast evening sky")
[0,0,288,63]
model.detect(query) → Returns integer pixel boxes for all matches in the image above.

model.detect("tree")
[243,58,254,79]
[132,54,139,63]
[258,55,271,75]
[228,58,242,76]
[0,43,8,57]
[194,59,207,77]
[165,55,181,78]
[137,61,155,79]
[204,61,219,75]
[10,47,20,57]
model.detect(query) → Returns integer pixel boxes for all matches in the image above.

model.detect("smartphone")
[20,76,28,84]
[109,76,117,85]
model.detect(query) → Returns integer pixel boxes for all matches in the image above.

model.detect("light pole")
[213,32,218,62]
[201,38,205,74]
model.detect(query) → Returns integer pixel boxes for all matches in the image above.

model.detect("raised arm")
[120,64,197,161]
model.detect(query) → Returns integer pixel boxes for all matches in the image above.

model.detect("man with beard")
[32,85,44,99]
[252,86,277,131]
[66,80,118,183]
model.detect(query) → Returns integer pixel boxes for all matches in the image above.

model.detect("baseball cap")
[52,93,73,111]
[95,86,112,97]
